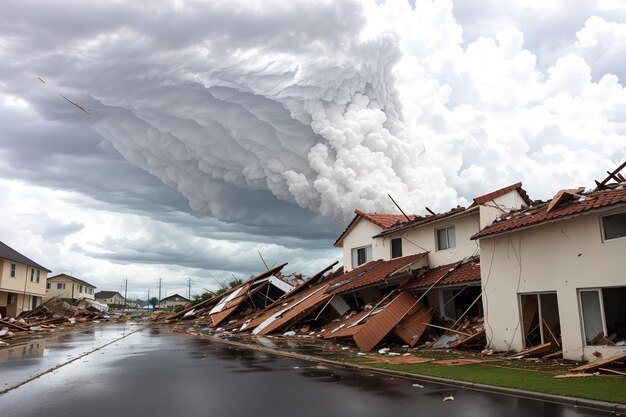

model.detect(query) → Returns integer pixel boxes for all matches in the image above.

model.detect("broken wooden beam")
[571,352,626,372]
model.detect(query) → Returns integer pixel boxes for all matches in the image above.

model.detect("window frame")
[351,244,372,269]
[10,263,16,278]
[390,237,403,259]
[435,225,456,251]
[56,282,65,290]
[578,288,607,345]
[600,211,626,243]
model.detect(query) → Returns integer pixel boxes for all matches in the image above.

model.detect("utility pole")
[158,278,162,309]
[147,288,150,307]
[187,277,191,300]
[124,278,128,310]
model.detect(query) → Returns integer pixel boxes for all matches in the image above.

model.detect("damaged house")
[333,183,530,323]
[170,263,297,327]
[0,241,50,318]
[319,183,531,350]
[472,163,626,361]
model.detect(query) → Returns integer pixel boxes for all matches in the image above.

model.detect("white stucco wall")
[378,211,481,268]
[341,219,383,272]
[479,205,626,360]
[479,190,529,229]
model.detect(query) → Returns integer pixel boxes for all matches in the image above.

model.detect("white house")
[333,183,531,321]
[473,179,626,361]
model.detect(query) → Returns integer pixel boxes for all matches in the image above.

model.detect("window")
[602,212,626,241]
[10,263,16,278]
[579,287,626,345]
[391,238,402,259]
[7,293,16,304]
[351,245,372,268]
[56,283,65,290]
[30,269,40,283]
[46,283,50,289]
[436,226,456,251]
[520,293,561,347]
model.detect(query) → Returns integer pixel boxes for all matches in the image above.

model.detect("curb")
[191,332,626,414]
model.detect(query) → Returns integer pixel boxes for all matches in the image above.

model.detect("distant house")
[95,291,125,306]
[46,274,96,301]
[473,176,626,361]
[0,241,50,318]
[160,294,189,310]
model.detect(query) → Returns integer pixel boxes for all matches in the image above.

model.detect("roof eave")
[472,202,626,241]
[375,205,479,238]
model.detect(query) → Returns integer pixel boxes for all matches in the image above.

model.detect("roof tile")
[472,186,626,239]
[328,253,428,295]
[405,257,481,289]
[473,182,533,206]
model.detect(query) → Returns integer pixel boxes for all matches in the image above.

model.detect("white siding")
[479,205,626,360]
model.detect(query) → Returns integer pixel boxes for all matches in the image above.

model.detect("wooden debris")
[546,187,585,213]
[542,350,563,359]
[554,373,596,379]
[598,368,626,377]
[448,329,486,349]
[571,352,626,372]
[513,342,555,357]
[363,355,432,365]
[432,359,484,366]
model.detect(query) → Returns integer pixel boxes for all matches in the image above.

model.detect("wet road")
[0,325,611,417]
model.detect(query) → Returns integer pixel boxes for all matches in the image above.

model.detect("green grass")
[365,363,626,404]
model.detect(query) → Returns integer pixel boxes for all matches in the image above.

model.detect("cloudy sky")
[1,0,624,299]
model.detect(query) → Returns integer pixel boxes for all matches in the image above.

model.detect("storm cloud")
[0,0,624,296]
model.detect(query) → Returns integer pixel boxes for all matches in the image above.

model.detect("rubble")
[0,297,110,344]
[158,256,493,359]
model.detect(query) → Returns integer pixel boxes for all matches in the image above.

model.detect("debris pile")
[160,256,492,356]
[0,297,109,343]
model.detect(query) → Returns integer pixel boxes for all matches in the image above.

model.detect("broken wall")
[479,205,626,360]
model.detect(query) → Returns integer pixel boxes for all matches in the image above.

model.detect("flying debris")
[38,77,46,84]
[59,94,92,116]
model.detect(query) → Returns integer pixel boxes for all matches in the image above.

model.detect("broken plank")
[554,373,596,379]
[513,342,554,357]
[422,322,472,337]
[448,329,486,349]
[598,368,626,376]
[542,350,563,359]
[0,319,29,332]
[571,352,626,372]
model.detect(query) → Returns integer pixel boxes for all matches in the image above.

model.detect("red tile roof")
[472,182,533,206]
[405,257,481,289]
[334,210,415,247]
[374,206,476,238]
[472,185,626,239]
[328,253,428,295]
[354,210,415,228]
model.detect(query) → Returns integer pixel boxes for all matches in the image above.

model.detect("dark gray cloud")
[41,221,85,243]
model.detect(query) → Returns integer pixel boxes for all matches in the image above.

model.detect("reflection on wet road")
[0,322,143,391]
[0,325,611,417]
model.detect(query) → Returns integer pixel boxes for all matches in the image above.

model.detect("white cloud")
[0,0,625,294]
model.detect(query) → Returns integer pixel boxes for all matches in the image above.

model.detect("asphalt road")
[0,324,611,417]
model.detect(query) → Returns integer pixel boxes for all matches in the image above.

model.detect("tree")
[149,297,159,309]
[190,277,244,306]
